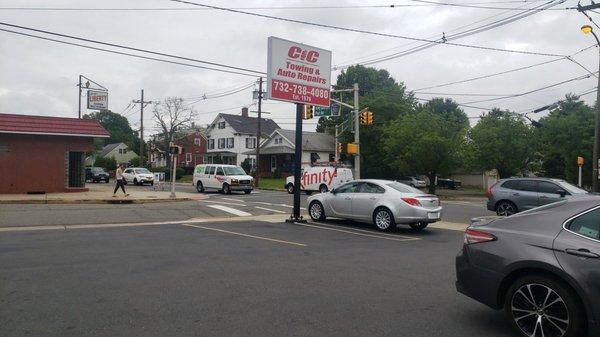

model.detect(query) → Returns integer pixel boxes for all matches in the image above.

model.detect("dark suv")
[486,178,588,216]
[85,167,110,183]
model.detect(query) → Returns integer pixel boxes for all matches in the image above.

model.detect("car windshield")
[223,167,246,175]
[556,180,588,195]
[91,168,104,173]
[135,168,151,174]
[387,182,423,193]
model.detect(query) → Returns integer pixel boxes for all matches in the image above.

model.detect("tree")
[537,95,595,186]
[94,156,117,171]
[382,98,469,194]
[152,97,198,161]
[319,65,416,178]
[469,109,535,178]
[83,110,139,148]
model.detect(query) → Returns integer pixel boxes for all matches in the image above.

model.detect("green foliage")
[537,95,594,186]
[152,166,185,180]
[469,110,535,178]
[241,158,252,174]
[83,110,140,149]
[382,100,469,194]
[129,156,146,168]
[94,156,117,171]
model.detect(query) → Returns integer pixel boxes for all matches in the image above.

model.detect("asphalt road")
[0,188,493,228]
[0,219,515,337]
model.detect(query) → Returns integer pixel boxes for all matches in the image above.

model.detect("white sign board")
[87,90,108,110]
[267,36,332,107]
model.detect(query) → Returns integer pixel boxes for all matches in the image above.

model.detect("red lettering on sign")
[287,46,319,64]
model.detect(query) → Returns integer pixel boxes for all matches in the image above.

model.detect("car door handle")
[512,193,520,196]
[565,248,600,258]
[344,197,351,200]
[369,197,377,200]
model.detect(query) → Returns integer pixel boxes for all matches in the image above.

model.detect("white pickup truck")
[286,166,353,195]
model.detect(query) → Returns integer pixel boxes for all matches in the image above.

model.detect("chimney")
[241,107,249,117]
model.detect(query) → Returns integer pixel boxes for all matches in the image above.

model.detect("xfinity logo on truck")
[302,168,337,187]
[287,46,320,63]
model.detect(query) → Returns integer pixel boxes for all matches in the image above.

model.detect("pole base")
[285,215,307,224]
[170,193,176,199]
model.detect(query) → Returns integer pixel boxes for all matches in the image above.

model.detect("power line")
[407,0,568,10]
[171,0,565,58]
[0,21,265,76]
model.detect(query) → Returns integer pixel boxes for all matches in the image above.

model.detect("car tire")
[286,183,294,194]
[196,181,204,193]
[244,190,251,194]
[133,178,139,186]
[150,181,154,186]
[409,222,428,231]
[319,184,328,193]
[504,275,585,337]
[309,201,326,221]
[223,183,232,195]
[105,179,109,183]
[373,207,396,231]
[496,200,518,216]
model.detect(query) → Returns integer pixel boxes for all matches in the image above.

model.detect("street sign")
[87,90,108,110]
[331,103,340,116]
[266,36,332,107]
[314,103,341,117]
[577,156,584,167]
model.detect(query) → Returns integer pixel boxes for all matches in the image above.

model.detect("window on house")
[194,138,201,146]
[218,121,226,129]
[218,138,225,149]
[118,149,123,154]
[227,138,234,148]
[185,153,192,162]
[246,138,256,149]
[208,139,214,149]
[270,155,277,171]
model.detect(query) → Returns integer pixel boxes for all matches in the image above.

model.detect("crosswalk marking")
[207,205,252,217]
[220,197,245,203]
[202,200,248,207]
[254,206,287,214]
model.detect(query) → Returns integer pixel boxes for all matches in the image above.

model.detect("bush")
[152,167,185,180]
[94,156,116,171]
[241,158,252,174]
[271,168,282,179]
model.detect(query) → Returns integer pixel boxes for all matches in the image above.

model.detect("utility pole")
[133,90,153,166]
[334,124,339,162]
[286,103,306,223]
[78,75,82,119]
[255,77,263,187]
[353,83,360,179]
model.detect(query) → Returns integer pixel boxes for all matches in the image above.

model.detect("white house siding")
[206,116,267,166]
[105,143,138,164]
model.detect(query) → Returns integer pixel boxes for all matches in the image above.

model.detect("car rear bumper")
[394,206,442,224]
[486,200,495,212]
[455,246,504,310]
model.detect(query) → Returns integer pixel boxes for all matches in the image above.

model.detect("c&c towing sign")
[266,37,332,107]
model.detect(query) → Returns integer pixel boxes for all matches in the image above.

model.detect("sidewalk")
[0,184,207,204]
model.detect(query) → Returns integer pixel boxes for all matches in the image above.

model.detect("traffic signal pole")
[353,83,360,179]
[287,103,307,223]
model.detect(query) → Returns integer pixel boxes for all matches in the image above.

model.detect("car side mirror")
[557,189,567,198]
[331,189,337,194]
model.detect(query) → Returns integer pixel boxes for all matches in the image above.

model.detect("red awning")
[0,113,110,138]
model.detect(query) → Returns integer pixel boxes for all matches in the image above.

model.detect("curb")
[0,197,194,205]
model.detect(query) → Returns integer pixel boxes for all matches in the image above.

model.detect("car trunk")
[405,193,440,210]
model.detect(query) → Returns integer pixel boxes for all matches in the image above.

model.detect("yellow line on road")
[182,224,307,247]
[293,222,420,242]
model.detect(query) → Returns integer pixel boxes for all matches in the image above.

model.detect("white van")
[193,164,254,194]
[285,166,353,195]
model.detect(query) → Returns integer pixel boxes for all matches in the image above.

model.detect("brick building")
[175,130,207,168]
[0,113,109,194]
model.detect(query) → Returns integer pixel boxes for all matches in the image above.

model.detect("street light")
[581,25,600,192]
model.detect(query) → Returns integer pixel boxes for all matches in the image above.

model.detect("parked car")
[286,166,353,195]
[122,167,154,186]
[193,164,253,194]
[436,177,461,189]
[307,179,442,231]
[456,196,600,337]
[85,167,109,183]
[397,175,427,188]
[487,177,589,216]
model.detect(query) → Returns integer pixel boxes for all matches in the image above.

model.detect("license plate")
[428,212,440,219]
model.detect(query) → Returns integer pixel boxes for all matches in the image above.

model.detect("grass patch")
[258,178,285,190]
[176,175,193,183]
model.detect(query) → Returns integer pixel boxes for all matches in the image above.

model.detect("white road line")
[182,224,306,247]
[254,201,275,206]
[277,204,307,210]
[207,204,252,217]
[311,222,418,240]
[220,197,245,203]
[293,222,419,242]
[201,200,248,207]
[254,206,287,214]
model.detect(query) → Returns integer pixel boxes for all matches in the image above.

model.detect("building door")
[68,152,84,188]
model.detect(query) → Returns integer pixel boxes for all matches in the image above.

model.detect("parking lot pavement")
[0,219,515,337]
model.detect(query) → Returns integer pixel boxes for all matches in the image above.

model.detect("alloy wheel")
[497,202,516,216]
[375,210,391,230]
[510,283,569,337]
[309,202,323,220]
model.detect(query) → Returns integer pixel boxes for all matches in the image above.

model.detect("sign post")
[578,156,584,187]
[267,37,331,223]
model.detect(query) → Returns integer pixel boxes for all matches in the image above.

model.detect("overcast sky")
[0,0,597,135]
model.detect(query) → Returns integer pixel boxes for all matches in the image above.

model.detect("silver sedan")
[307,179,443,231]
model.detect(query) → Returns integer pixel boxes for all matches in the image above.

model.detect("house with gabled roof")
[205,107,280,167]
[86,142,138,166]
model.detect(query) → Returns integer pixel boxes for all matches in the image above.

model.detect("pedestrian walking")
[113,164,129,197]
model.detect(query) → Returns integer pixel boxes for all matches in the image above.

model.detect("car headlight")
[231,179,239,183]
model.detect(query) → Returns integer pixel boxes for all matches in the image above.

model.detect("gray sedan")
[307,179,442,231]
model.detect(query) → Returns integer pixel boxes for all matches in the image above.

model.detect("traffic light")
[169,145,183,155]
[337,142,343,153]
[347,143,359,154]
[303,105,314,119]
[360,111,374,125]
